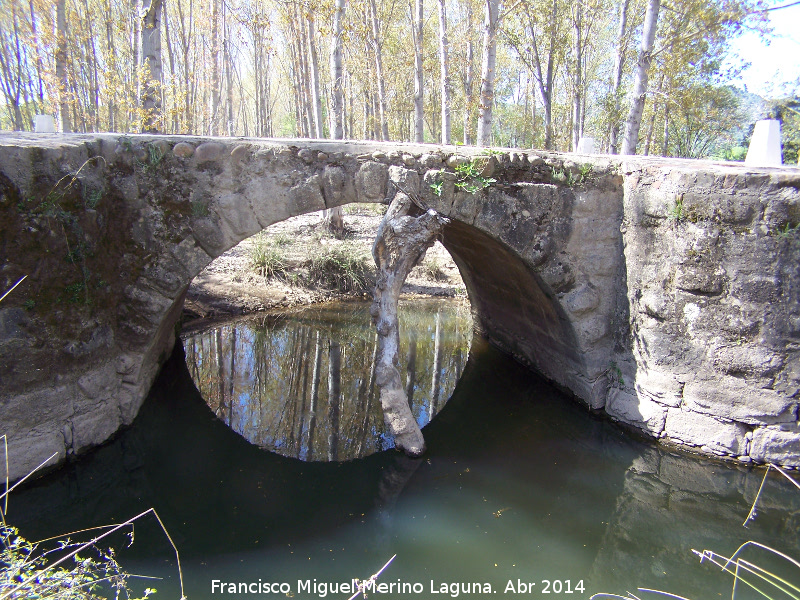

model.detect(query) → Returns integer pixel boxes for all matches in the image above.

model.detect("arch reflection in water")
[182,299,472,461]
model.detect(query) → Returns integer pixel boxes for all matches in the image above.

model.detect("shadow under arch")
[441,218,582,391]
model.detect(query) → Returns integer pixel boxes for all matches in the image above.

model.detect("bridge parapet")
[0,133,797,480]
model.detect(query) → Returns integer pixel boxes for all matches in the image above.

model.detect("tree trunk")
[368,0,390,141]
[430,310,443,415]
[571,0,583,151]
[462,4,474,145]
[141,0,163,132]
[330,0,345,140]
[621,0,660,155]
[608,0,629,154]
[56,0,71,133]
[371,191,449,457]
[210,0,220,135]
[28,0,44,109]
[307,331,323,460]
[476,0,499,147]
[327,341,341,461]
[308,14,324,138]
[131,0,141,119]
[405,332,417,404]
[413,0,424,142]
[325,0,346,236]
[162,0,176,132]
[104,0,118,131]
[437,0,451,144]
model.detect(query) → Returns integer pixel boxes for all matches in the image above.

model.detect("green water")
[9,299,800,600]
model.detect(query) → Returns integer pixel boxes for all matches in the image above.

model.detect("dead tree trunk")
[371,191,448,457]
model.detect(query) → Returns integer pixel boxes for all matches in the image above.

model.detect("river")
[9,298,799,600]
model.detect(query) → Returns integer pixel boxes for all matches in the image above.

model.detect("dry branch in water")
[370,191,449,457]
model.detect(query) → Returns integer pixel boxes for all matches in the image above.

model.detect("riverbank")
[183,206,466,326]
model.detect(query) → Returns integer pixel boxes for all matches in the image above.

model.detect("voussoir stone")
[172,142,194,158]
[231,145,251,161]
[194,142,225,163]
[445,155,469,168]
[420,153,442,168]
[356,161,389,202]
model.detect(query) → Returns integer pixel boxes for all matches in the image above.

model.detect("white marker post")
[33,115,56,133]
[576,137,595,154]
[745,119,782,167]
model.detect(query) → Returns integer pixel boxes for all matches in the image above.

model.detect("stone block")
[712,344,784,378]
[123,284,174,326]
[674,265,724,295]
[763,189,800,232]
[6,431,65,482]
[732,274,782,304]
[750,423,800,465]
[683,379,795,425]
[190,215,227,257]
[640,289,671,320]
[355,161,389,202]
[420,153,442,168]
[563,283,600,316]
[606,388,668,435]
[71,400,121,453]
[635,369,683,408]
[664,407,747,455]
[214,193,262,240]
[0,384,74,433]
[77,363,120,400]
[574,313,610,345]
[450,190,479,224]
[571,188,621,220]
[289,175,326,216]
[172,142,194,158]
[140,253,191,299]
[194,142,226,163]
[322,165,356,207]
[170,237,214,280]
[246,178,293,227]
[388,165,420,196]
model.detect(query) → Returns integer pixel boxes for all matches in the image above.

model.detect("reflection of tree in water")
[182,300,472,461]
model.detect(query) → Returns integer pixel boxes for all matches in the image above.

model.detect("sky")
[725,0,800,97]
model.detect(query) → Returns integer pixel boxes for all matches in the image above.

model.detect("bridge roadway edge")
[0,133,797,480]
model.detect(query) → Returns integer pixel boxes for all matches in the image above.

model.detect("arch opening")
[176,206,475,461]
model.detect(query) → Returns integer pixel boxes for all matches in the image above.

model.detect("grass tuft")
[304,243,374,293]
[419,255,448,282]
[250,235,290,279]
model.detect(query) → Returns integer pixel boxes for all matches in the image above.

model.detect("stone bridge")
[0,133,798,480]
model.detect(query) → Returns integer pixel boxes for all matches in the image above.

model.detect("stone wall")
[0,133,798,481]
[610,161,799,464]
